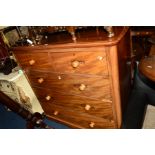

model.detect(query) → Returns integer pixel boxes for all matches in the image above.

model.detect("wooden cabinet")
[12,26,131,128]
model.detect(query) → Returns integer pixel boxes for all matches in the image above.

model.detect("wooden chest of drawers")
[12,27,131,128]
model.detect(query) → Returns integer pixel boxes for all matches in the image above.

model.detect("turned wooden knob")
[53,111,59,116]
[97,56,103,60]
[89,122,95,128]
[79,84,86,91]
[29,59,35,65]
[58,76,62,80]
[85,104,91,111]
[45,95,51,101]
[72,60,80,68]
[38,78,44,84]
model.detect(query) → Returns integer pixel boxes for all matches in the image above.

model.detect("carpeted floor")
[1,101,155,129]
[0,103,69,129]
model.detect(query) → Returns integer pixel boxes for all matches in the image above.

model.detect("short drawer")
[50,49,108,75]
[27,70,112,100]
[14,52,52,70]
[32,87,113,120]
[42,103,116,129]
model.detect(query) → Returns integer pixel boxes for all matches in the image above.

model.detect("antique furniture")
[138,55,155,128]
[0,91,50,129]
[0,32,10,74]
[0,67,43,113]
[131,26,155,60]
[139,55,155,90]
[12,26,131,128]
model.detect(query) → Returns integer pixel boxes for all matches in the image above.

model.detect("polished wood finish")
[26,70,111,100]
[15,48,108,75]
[12,27,131,128]
[44,104,116,129]
[50,49,108,75]
[31,87,114,119]
[139,55,155,82]
[149,45,155,56]
[14,52,52,70]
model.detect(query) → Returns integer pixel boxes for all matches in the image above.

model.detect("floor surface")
[0,103,69,129]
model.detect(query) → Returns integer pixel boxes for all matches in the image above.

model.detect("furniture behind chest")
[0,67,43,113]
[12,26,131,128]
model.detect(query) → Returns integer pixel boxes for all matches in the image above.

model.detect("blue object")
[0,103,70,129]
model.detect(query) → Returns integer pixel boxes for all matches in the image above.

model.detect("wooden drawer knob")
[53,110,59,116]
[85,104,91,111]
[79,84,86,91]
[97,56,103,60]
[71,60,80,68]
[89,122,95,128]
[29,59,35,65]
[58,76,62,80]
[38,78,44,83]
[45,95,51,101]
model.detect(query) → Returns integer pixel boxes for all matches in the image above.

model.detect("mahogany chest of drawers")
[12,27,131,128]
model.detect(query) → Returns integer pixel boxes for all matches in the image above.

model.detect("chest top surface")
[12,27,129,51]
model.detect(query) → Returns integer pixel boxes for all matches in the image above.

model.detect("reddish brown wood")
[139,55,155,82]
[50,49,108,75]
[117,29,132,116]
[26,70,111,100]
[12,27,128,50]
[106,30,131,128]
[44,104,116,129]
[14,52,52,70]
[12,27,131,129]
[149,45,155,56]
[32,87,114,120]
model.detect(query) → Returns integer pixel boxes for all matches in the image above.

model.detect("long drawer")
[50,50,108,75]
[14,49,108,75]
[27,70,112,100]
[32,87,114,120]
[43,103,116,129]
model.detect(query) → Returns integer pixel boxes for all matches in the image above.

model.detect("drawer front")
[14,52,52,70]
[32,87,114,119]
[43,103,116,129]
[27,70,112,100]
[50,50,108,75]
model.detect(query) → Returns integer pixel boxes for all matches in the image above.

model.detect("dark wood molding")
[0,91,52,129]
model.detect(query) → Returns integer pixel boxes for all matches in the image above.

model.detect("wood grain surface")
[26,70,112,100]
[44,103,116,129]
[139,55,155,82]
[12,27,131,128]
[14,52,52,70]
[32,86,114,119]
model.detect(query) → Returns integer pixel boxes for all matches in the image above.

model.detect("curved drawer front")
[32,87,113,119]
[50,49,108,75]
[27,70,111,100]
[43,103,116,129]
[14,52,52,70]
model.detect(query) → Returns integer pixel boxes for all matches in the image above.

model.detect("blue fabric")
[0,103,26,129]
[44,119,70,129]
[0,103,69,129]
